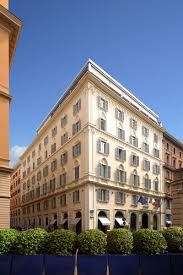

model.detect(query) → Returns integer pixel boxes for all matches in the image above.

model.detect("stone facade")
[172,169,183,226]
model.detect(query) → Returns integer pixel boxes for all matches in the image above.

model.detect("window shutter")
[122,130,125,140]
[73,146,75,157]
[115,108,118,119]
[131,174,134,185]
[124,193,126,203]
[78,99,81,110]
[97,189,101,201]
[130,118,133,127]
[72,124,75,135]
[115,148,119,160]
[135,138,138,147]
[73,104,76,115]
[123,171,127,183]
[137,176,140,186]
[106,190,109,201]
[116,169,120,181]
[106,143,109,155]
[98,96,101,108]
[122,150,126,161]
[105,100,108,111]
[135,121,137,130]
[137,156,139,167]
[97,140,101,153]
[149,179,151,189]
[107,166,111,179]
[98,163,102,176]
[130,135,132,144]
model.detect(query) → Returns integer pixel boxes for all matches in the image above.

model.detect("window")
[166,182,170,193]
[115,147,126,161]
[33,162,35,170]
[51,143,56,154]
[32,150,35,158]
[27,156,30,163]
[61,114,67,127]
[116,192,126,204]
[98,96,108,111]
[131,170,140,187]
[73,120,81,135]
[37,157,41,166]
[43,200,49,210]
[38,143,41,151]
[51,197,56,209]
[27,167,30,174]
[97,139,109,155]
[131,154,139,167]
[42,182,48,195]
[73,99,81,115]
[154,133,158,143]
[167,143,169,151]
[144,174,151,190]
[166,155,170,165]
[37,203,40,212]
[45,150,48,159]
[97,189,109,202]
[32,204,35,213]
[132,195,138,206]
[118,128,125,140]
[166,170,170,179]
[37,171,41,181]
[130,118,137,130]
[52,126,57,137]
[23,182,26,190]
[166,199,171,209]
[60,152,68,165]
[143,159,150,171]
[142,126,149,137]
[116,165,127,184]
[50,178,56,192]
[23,171,26,178]
[73,142,81,157]
[60,194,66,206]
[115,108,124,121]
[32,175,35,185]
[30,190,35,200]
[130,135,138,147]
[179,161,182,168]
[173,159,176,168]
[154,178,159,192]
[153,164,160,175]
[73,190,80,203]
[60,173,67,186]
[174,147,176,155]
[99,118,106,131]
[180,152,182,158]
[154,148,160,158]
[44,135,48,145]
[98,162,111,179]
[36,187,40,198]
[61,133,68,145]
[143,142,149,153]
[75,166,80,180]
[51,159,57,172]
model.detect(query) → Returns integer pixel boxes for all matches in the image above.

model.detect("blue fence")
[0,254,182,275]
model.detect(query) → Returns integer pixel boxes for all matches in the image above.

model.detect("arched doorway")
[75,211,82,234]
[153,214,158,230]
[63,213,68,230]
[98,211,110,233]
[130,213,137,232]
[142,213,148,228]
[114,211,124,228]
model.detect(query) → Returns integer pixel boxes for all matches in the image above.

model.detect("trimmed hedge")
[78,229,107,255]
[133,229,167,255]
[16,228,48,255]
[162,227,183,253]
[46,229,77,256]
[0,229,19,254]
[107,229,133,254]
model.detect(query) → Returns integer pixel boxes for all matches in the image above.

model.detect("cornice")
[0,89,12,101]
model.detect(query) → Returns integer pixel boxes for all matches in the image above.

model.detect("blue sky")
[9,0,183,163]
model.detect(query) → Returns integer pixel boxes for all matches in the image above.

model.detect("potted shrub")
[107,229,138,275]
[77,229,107,275]
[45,229,77,275]
[133,229,170,275]
[12,228,47,275]
[0,229,19,275]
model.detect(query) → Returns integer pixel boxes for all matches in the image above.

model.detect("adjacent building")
[162,132,183,226]
[0,1,22,228]
[15,60,166,232]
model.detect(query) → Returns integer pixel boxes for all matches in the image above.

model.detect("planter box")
[108,255,139,275]
[45,255,75,275]
[77,255,107,275]
[11,255,44,275]
[171,254,183,275]
[140,255,171,275]
[0,255,12,275]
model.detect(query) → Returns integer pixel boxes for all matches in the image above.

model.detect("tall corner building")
[19,60,165,232]
[0,0,21,228]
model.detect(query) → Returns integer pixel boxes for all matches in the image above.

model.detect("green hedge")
[16,228,48,255]
[78,229,107,255]
[162,227,183,253]
[133,229,167,255]
[0,229,19,254]
[46,229,77,256]
[107,229,133,254]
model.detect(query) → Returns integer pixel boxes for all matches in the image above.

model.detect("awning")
[166,221,172,225]
[50,219,57,225]
[115,218,124,226]
[60,219,68,225]
[98,217,111,226]
[72,217,81,225]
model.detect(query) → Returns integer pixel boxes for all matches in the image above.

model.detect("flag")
[138,196,144,204]
[138,196,148,205]
[152,198,158,207]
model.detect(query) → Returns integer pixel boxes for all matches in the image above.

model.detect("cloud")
[10,145,27,167]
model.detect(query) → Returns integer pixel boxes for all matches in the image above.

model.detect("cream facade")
[18,60,165,232]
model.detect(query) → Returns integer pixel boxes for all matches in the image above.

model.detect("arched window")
[144,173,151,190]
[98,158,111,179]
[142,213,148,228]
[130,213,137,231]
[117,164,127,184]
[74,160,80,180]
[154,177,159,192]
[99,112,107,131]
[153,214,158,230]
[131,169,139,187]
[98,211,110,233]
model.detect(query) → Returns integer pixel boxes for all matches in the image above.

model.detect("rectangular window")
[42,182,48,195]
[37,157,42,166]
[50,178,56,192]
[131,155,139,167]
[36,187,40,198]
[73,99,81,115]
[61,132,68,145]
[43,200,49,210]
[32,150,35,158]
[144,178,151,190]
[130,118,137,130]
[132,195,138,206]
[153,164,160,175]
[33,162,35,170]
[115,108,124,121]
[73,190,80,203]
[98,163,111,179]
[98,96,108,111]
[99,118,106,131]
[73,120,81,135]
[44,135,49,145]
[154,148,160,158]
[75,166,80,180]
[116,192,126,204]
[154,133,158,143]
[130,135,138,147]
[143,159,150,171]
[142,126,149,137]
[118,128,125,140]
[37,171,41,181]
[115,147,126,161]
[52,126,57,137]
[32,175,35,185]
[97,139,109,155]
[131,174,140,187]
[143,142,149,153]
[60,173,67,186]
[37,203,40,212]
[51,197,56,209]
[116,169,127,183]
[61,114,67,127]
[97,189,109,202]
[51,159,57,172]
[51,143,56,154]
[45,150,48,159]
[60,152,68,165]
[73,142,81,157]
[38,143,41,151]
[60,194,66,206]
